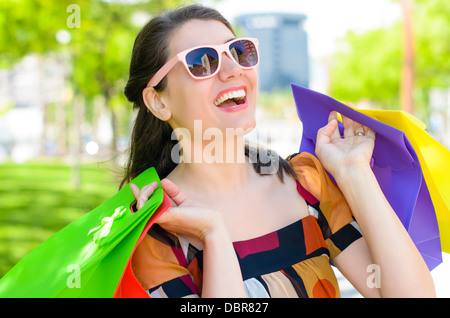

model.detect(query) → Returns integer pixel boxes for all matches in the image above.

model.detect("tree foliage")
[330,0,450,115]
[330,26,402,109]
[0,0,194,154]
[414,0,450,88]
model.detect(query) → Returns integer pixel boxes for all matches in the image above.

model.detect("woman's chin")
[223,116,256,136]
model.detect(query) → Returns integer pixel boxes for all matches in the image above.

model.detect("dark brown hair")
[121,4,295,187]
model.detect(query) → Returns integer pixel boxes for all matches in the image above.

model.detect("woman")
[122,4,435,298]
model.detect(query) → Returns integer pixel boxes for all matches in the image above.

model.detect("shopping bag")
[113,193,172,298]
[352,108,450,254]
[0,167,170,297]
[291,84,445,270]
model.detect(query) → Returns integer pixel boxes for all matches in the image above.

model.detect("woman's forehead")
[169,19,235,55]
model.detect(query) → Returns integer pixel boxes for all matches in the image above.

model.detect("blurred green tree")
[413,0,450,94]
[329,0,450,118]
[330,26,402,109]
[0,0,195,157]
[0,0,196,188]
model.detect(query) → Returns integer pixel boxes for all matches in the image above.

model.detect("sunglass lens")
[229,39,258,67]
[186,48,219,77]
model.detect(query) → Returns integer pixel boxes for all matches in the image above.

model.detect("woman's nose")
[218,52,244,81]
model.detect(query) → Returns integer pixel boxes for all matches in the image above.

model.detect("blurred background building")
[235,13,309,92]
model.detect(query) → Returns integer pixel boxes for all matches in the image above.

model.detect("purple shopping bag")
[292,84,442,270]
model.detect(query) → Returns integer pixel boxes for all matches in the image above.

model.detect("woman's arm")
[333,165,435,297]
[131,179,246,298]
[315,111,435,297]
[201,218,246,297]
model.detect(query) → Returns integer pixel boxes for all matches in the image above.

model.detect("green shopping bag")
[0,167,167,298]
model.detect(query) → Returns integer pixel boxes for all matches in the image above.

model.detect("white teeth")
[214,89,246,106]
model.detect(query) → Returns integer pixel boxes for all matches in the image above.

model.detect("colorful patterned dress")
[131,152,363,298]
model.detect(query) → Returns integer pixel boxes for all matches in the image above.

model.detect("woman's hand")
[130,179,246,297]
[315,110,375,179]
[130,179,224,244]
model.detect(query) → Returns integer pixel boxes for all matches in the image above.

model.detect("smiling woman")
[121,5,294,188]
[118,4,435,298]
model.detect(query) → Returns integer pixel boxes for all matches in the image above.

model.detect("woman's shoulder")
[285,152,326,198]
[286,151,323,168]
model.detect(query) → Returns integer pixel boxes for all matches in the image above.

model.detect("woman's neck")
[167,135,256,197]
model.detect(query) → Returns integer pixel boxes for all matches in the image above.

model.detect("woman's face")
[158,19,258,136]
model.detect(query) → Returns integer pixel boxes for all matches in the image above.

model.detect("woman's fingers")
[342,115,355,138]
[160,178,190,206]
[141,181,159,197]
[130,181,159,210]
[317,112,339,145]
[331,111,372,139]
[130,183,140,199]
[343,114,374,139]
[366,127,376,139]
[130,179,191,211]
[327,111,341,140]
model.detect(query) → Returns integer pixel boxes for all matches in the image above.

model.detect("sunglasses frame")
[146,37,259,88]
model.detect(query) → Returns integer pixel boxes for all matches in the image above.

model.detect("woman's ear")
[142,87,172,121]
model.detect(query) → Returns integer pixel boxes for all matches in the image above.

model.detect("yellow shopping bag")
[353,108,450,253]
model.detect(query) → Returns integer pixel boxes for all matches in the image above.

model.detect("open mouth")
[214,88,247,109]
